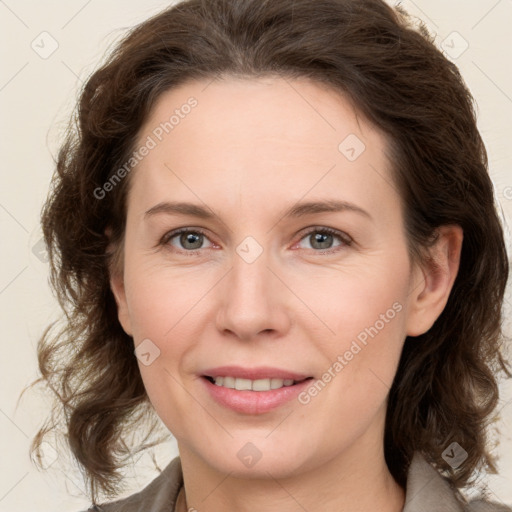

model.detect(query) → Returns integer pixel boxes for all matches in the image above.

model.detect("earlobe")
[406,225,463,337]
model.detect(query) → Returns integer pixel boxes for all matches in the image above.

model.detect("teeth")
[235,378,252,391]
[212,376,297,391]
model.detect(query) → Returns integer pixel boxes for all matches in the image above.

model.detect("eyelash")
[159,226,353,255]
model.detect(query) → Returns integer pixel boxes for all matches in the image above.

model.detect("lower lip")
[201,377,313,414]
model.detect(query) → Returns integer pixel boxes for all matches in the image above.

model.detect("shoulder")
[465,501,512,512]
[81,456,183,512]
[404,452,511,512]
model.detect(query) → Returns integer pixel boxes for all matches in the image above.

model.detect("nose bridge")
[232,241,269,295]
[229,242,273,314]
[216,238,289,339]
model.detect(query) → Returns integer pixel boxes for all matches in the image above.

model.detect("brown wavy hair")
[26,0,511,504]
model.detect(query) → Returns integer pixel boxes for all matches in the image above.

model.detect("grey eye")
[165,230,213,251]
[297,228,348,251]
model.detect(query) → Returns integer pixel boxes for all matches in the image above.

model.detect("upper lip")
[201,365,311,381]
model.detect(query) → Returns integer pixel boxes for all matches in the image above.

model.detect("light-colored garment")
[84,453,511,511]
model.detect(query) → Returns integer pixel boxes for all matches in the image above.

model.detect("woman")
[29,0,511,510]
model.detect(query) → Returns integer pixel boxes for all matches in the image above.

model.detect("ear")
[406,225,463,337]
[106,229,133,337]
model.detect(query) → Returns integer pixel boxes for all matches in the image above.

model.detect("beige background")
[0,0,511,510]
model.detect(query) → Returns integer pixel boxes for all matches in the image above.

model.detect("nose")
[215,246,291,341]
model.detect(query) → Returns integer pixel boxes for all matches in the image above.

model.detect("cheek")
[294,264,410,413]
[292,263,409,356]
[122,260,214,411]
[123,258,212,342]
[293,285,407,449]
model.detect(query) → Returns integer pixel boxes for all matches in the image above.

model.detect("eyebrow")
[144,199,372,221]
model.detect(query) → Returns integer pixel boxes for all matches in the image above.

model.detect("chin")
[193,435,320,480]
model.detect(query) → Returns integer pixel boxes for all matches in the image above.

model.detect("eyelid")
[296,225,352,243]
[159,225,353,254]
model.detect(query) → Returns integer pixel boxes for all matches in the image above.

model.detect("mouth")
[201,374,314,414]
[202,375,313,391]
[199,365,315,413]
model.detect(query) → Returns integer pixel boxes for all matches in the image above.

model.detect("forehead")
[130,76,398,220]
[137,75,383,158]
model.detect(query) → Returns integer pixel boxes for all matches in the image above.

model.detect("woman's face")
[111,77,439,478]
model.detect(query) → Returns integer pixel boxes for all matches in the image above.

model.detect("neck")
[178,434,405,512]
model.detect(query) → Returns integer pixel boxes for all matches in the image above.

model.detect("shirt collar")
[403,452,465,512]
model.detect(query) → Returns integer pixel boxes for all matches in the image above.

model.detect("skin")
[110,76,463,512]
